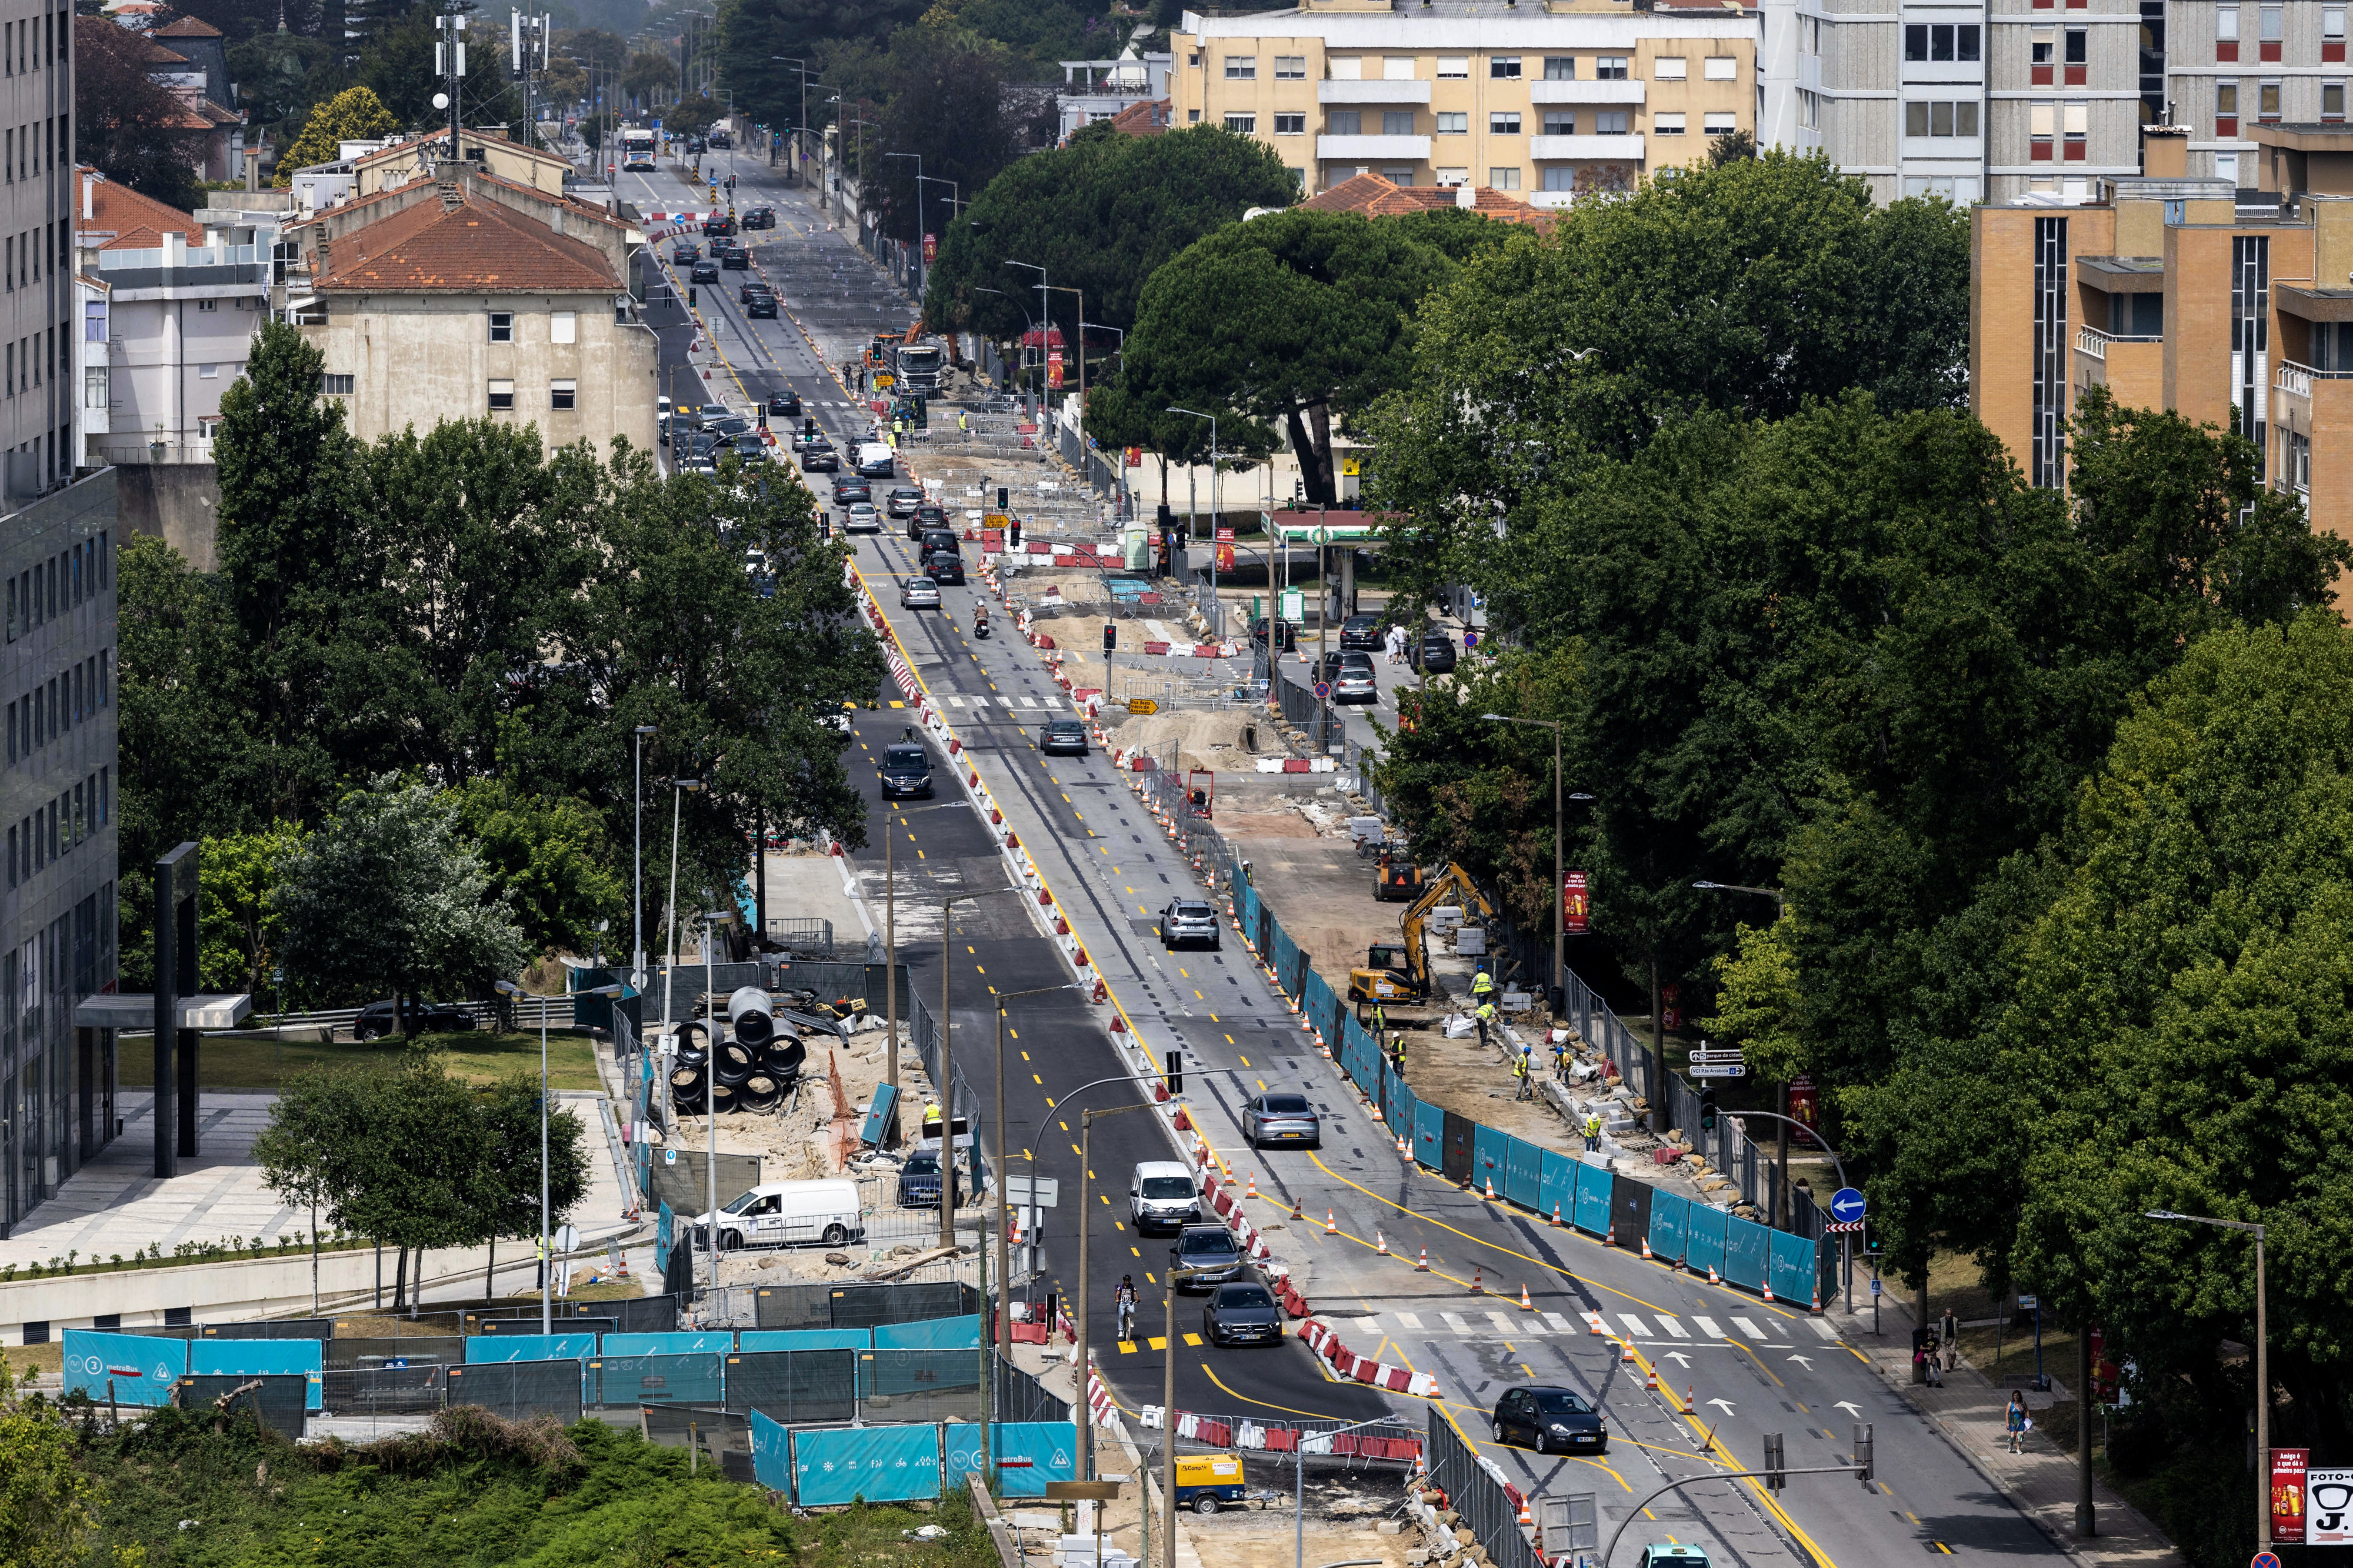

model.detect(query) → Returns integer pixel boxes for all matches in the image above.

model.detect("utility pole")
[435,5,467,154]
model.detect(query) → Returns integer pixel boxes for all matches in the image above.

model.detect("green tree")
[272,774,529,1016]
[869,25,1044,248]
[451,779,625,959]
[0,1353,132,1568]
[1707,912,1802,1082]
[198,822,308,1005]
[75,16,211,211]
[226,31,335,153]
[338,1055,500,1307]
[924,122,1300,346]
[252,1060,390,1294]
[714,0,926,128]
[275,84,400,184]
[475,1070,592,1293]
[1108,208,1457,505]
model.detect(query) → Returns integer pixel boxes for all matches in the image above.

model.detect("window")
[2219,5,2241,60]
[1959,25,1981,60]
[488,379,515,411]
[1705,111,1738,135]
[1544,166,1578,191]
[2065,98,2089,156]
[1705,55,1738,79]
[198,363,218,379]
[81,368,102,410]
[1188,109,1200,122]
[195,297,217,312]
[2261,78,2282,119]
[1274,54,1306,78]
[1436,166,1469,186]
[488,311,514,342]
[1381,166,1415,185]
[1906,99,1981,136]
[1655,56,1687,79]
[1439,56,1469,78]
[1489,112,1521,134]
[1491,55,1522,79]
[1328,110,1362,134]
[1542,56,1575,79]
[1384,56,1415,81]
[1381,109,1415,134]
[1328,56,1361,79]
[1224,113,1257,133]
[1224,55,1255,79]
[2218,81,2240,135]
[1274,112,1306,134]
[551,379,576,410]
[1594,109,1631,135]
[2331,6,2347,62]
[1654,111,1687,135]
[1596,56,1628,80]
[2032,98,2056,157]
[2328,81,2347,120]
[1544,111,1577,135]
[2033,25,2057,81]
[2261,3,2281,60]
[1437,111,1468,134]
[1187,49,1199,66]
[82,301,102,341]
[2065,27,2088,82]
[1489,166,1520,189]
[551,309,576,344]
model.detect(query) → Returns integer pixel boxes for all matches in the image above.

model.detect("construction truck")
[1347,862,1498,1004]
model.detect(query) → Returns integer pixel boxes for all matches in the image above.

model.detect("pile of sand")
[1098,708,1268,776]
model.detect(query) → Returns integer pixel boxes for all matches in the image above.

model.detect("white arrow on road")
[1787,1355,1814,1370]
[1664,1352,1693,1368]
[1834,1402,1864,1417]
[1708,1399,1738,1416]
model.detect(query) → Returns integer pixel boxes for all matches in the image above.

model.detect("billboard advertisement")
[2275,1448,2309,1544]
[2308,1469,2353,1545]
[1562,872,1590,935]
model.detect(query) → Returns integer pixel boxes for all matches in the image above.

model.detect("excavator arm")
[1348,862,1495,1003]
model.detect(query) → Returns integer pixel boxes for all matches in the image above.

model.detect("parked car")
[896,1145,961,1208]
[1202,1282,1284,1347]
[692,1178,864,1250]
[354,998,474,1039]
[886,486,925,518]
[878,739,933,798]
[1170,1224,1247,1290]
[1158,899,1221,950]
[767,390,802,417]
[899,575,941,609]
[1251,617,1301,653]
[1338,613,1384,651]
[1412,631,1458,674]
[1240,1092,1320,1149]
[1128,1161,1199,1230]
[689,258,719,283]
[923,551,965,586]
[1039,718,1089,757]
[1490,1385,1608,1456]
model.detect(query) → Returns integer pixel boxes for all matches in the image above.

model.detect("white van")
[1129,1161,1201,1233]
[692,1177,866,1251]
[856,441,897,478]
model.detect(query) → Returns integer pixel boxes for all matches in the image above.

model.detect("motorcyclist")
[1114,1275,1139,1340]
[975,602,991,637]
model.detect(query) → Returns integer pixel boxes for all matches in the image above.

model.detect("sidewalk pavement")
[1827,1293,2184,1567]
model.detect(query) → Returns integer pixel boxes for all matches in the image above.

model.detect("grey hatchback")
[1241,1092,1320,1149]
[1170,1224,1246,1289]
[1202,1282,1284,1346]
[1040,718,1089,756]
[1159,899,1221,950]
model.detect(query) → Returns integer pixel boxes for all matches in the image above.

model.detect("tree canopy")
[274,84,400,184]
[75,16,212,211]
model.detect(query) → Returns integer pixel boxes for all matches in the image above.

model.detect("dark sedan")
[768,391,802,418]
[1339,613,1384,651]
[896,1147,959,1208]
[721,249,750,271]
[924,551,965,586]
[1491,1385,1608,1456]
[879,741,933,798]
[742,206,776,229]
[671,243,701,265]
[744,293,777,319]
[738,281,771,305]
[832,478,873,505]
[1039,718,1088,756]
[800,447,840,473]
[1202,1282,1284,1347]
[354,998,475,1040]
[915,503,948,531]
[688,259,719,283]
[1413,631,1458,674]
[702,214,735,236]
[1169,1224,1245,1290]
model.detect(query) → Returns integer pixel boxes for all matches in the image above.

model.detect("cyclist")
[1114,1275,1139,1341]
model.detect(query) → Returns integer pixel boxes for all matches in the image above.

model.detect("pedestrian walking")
[2005,1392,2028,1452]
[1941,1307,1959,1372]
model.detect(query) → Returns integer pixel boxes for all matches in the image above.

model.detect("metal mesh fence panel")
[992,1353,1069,1426]
[637,1404,756,1482]
[858,1349,982,1424]
[723,1349,858,1424]
[752,1285,833,1331]
[586,1352,726,1410]
[606,1293,683,1336]
[1425,1408,1538,1568]
[319,1366,447,1417]
[469,1313,616,1339]
[197,1318,335,1340]
[646,1156,762,1222]
[442,1358,585,1423]
[178,1374,309,1442]
[326,1336,464,1371]
[828,1282,975,1329]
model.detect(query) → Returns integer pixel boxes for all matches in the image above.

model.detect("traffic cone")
[1811,1284,1823,1313]
[1551,1200,1564,1227]
[1763,1277,1776,1304]
[1397,1134,1409,1157]
[1415,1246,1430,1272]
[1641,1235,1654,1261]
[1621,1338,1637,1364]
[1516,1495,1532,1529]
[1688,1384,1697,1415]
[1326,1209,1338,1235]
[1519,1283,1534,1312]
[1708,1263,1721,1285]
[1246,1171,1258,1200]
[1377,1230,1389,1256]
[1589,1315,1604,1336]
[1645,1366,1659,1393]
[1290,1194,1304,1222]
[1470,1266,1485,1295]
[1606,1221,1615,1247]
[1485,1176,1499,1202]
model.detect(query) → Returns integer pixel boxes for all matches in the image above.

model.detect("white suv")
[1129,1162,1200,1233]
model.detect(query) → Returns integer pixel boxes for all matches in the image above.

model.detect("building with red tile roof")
[1302,171,1549,227]
[1108,98,1172,137]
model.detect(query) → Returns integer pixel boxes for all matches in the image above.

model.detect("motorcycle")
[974,610,991,639]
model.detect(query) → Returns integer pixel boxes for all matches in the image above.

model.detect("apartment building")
[1174,0,1759,202]
[1971,124,2353,553]
[2162,0,2353,186]
[1758,0,2164,206]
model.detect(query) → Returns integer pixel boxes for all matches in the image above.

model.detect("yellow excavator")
[1347,862,1498,1003]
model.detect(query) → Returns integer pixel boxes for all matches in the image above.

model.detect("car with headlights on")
[1158,899,1221,950]
[1169,1223,1246,1289]
[1202,1282,1284,1347]
[1491,1385,1608,1456]
[1241,1092,1319,1149]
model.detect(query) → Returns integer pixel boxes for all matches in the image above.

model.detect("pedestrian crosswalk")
[938,693,1072,715]
[1358,1306,1838,1345]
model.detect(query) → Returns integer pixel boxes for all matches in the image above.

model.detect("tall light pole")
[661,775,704,1285]
[633,724,656,983]
[768,56,816,181]
[2148,1209,2265,1546]
[498,979,625,1334]
[1039,281,1085,406]
[885,151,925,295]
[1169,407,1220,612]
[1006,260,1048,415]
[1482,714,1579,1006]
[991,984,1078,1362]
[1161,1265,1209,1568]
[933,884,1029,1253]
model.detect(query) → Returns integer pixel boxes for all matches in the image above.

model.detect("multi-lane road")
[612,149,2062,1568]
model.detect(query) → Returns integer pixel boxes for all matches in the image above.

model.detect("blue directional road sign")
[1831,1186,1867,1224]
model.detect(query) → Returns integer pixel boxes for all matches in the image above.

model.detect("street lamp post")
[1161,1264,1209,1568]
[2148,1209,2266,1547]
[1692,880,1787,908]
[1692,878,1791,1225]
[496,979,626,1334]
[1482,714,1581,1007]
[1005,261,1048,417]
[934,885,1030,1253]
[633,725,656,983]
[991,985,1078,1361]
[884,151,925,294]
[1168,407,1219,606]
[659,775,704,1284]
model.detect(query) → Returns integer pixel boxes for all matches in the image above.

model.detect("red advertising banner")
[1047,352,1065,389]
[1562,872,1591,935]
[1125,446,1144,468]
[2275,1448,2310,1544]
[1661,980,1682,1033]
[923,232,938,263]
[1789,1075,1819,1128]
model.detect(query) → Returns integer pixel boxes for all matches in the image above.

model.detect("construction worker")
[922,1100,943,1139]
[1475,997,1497,1050]
[958,410,969,434]
[1582,1109,1602,1153]
[1470,966,1495,1007]
[1512,1045,1534,1100]
[1389,1033,1407,1077]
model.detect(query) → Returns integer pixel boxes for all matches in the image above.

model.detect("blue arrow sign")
[1831,1186,1866,1224]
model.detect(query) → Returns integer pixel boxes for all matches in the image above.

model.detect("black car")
[1412,631,1458,674]
[801,447,840,473]
[768,391,802,418]
[708,130,732,149]
[833,477,872,503]
[914,502,948,531]
[689,259,719,283]
[742,206,776,229]
[924,551,965,585]
[705,416,752,440]
[686,135,706,155]
[671,243,701,265]
[354,997,475,1040]
[721,248,751,271]
[1312,650,1373,685]
[1202,1282,1284,1347]
[738,281,771,305]
[921,529,961,559]
[1339,613,1384,651]
[1169,1224,1247,1290]
[702,214,735,236]
[745,293,777,319]
[896,1146,959,1207]
[1040,718,1088,756]
[1251,617,1301,653]
[879,740,934,799]
[1491,1386,1608,1456]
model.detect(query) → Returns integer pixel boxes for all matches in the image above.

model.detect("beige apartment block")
[296,191,657,458]
[1174,0,1759,202]
[350,126,574,199]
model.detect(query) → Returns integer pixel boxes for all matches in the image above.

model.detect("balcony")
[1317,134,1431,161]
[1529,80,1645,106]
[2276,359,2353,398]
[1317,79,1431,105]
[1530,134,1646,161]
[2075,326,2159,360]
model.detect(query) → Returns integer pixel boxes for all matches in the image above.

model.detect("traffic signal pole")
[1721,1109,1851,1311]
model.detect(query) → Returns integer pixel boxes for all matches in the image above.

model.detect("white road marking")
[1395,1313,1424,1331]
[1618,1313,1653,1339]
[1541,1313,1576,1335]
[1732,1317,1768,1340]
[1657,1315,1690,1339]
[1486,1312,1523,1336]
[1694,1316,1728,1339]
[1808,1317,1839,1342]
[1440,1312,1473,1335]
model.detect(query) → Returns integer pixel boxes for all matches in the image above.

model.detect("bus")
[893,341,945,395]
[619,126,657,171]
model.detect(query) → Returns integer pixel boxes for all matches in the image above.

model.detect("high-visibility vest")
[1512,1056,1528,1079]
[1471,972,1494,997]
[1477,1002,1496,1022]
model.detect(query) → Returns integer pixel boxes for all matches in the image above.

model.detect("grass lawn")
[115,1029,605,1091]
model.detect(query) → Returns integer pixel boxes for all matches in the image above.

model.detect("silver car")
[1241,1092,1320,1149]
[1332,662,1379,706]
[900,576,941,609]
[1158,899,1221,950]
[846,501,879,532]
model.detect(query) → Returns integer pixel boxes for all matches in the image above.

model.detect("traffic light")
[1699,1090,1718,1132]
[1167,1048,1184,1094]
[1103,622,1117,653]
[997,486,1009,510]
[1762,1433,1785,1493]
[1864,1230,1884,1258]
[1854,1423,1874,1486]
